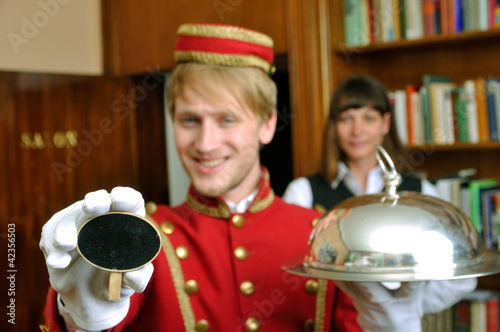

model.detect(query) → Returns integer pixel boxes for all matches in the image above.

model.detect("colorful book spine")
[475,77,490,143]
[452,86,469,143]
[422,0,437,36]
[343,0,362,46]
[464,80,480,143]
[391,0,402,41]
[469,178,498,235]
[486,79,500,141]
[454,0,464,32]
[420,85,434,143]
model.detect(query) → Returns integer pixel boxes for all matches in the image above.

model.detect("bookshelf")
[324,0,500,295]
[327,0,500,185]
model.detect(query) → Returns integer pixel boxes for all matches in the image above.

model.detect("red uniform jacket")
[42,169,361,332]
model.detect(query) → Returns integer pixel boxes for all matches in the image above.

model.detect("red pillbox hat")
[174,23,275,74]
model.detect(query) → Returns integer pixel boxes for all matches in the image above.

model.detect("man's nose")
[195,122,220,152]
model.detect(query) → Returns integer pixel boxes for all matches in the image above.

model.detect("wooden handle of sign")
[108,272,122,301]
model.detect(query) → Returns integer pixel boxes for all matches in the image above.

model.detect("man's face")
[173,84,276,203]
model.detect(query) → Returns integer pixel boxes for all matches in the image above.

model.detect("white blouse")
[282,162,438,209]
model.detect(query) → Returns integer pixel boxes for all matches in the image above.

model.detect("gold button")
[176,246,189,259]
[245,317,261,331]
[184,280,199,295]
[311,217,319,227]
[145,201,158,215]
[234,246,248,260]
[39,325,51,332]
[231,214,245,227]
[240,281,255,296]
[195,319,209,331]
[314,204,326,214]
[304,319,315,331]
[160,222,174,234]
[305,280,319,294]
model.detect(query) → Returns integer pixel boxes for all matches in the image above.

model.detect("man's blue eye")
[222,117,235,123]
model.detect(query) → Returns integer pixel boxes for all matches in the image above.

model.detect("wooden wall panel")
[0,73,147,332]
[102,0,287,75]
[286,0,333,178]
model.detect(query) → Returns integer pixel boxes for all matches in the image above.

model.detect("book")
[477,0,490,30]
[496,193,500,249]
[411,90,425,144]
[399,0,406,39]
[391,0,402,41]
[392,89,408,144]
[406,84,417,145]
[471,0,479,30]
[440,0,451,34]
[435,177,463,207]
[422,0,437,36]
[461,0,473,31]
[453,0,464,32]
[423,75,454,144]
[452,85,469,142]
[496,0,500,28]
[463,289,500,332]
[469,178,499,235]
[453,300,470,332]
[359,0,371,45]
[475,77,490,143]
[372,0,382,43]
[486,78,500,142]
[429,82,455,144]
[482,187,500,248]
[378,0,395,42]
[490,0,498,28]
[368,0,377,43]
[420,85,434,143]
[404,0,424,39]
[464,79,480,143]
[461,181,471,217]
[486,78,500,141]
[432,168,476,208]
[343,0,363,46]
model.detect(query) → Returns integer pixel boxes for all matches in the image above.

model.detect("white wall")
[0,0,103,75]
[164,73,190,206]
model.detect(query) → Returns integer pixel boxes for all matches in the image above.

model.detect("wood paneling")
[0,72,168,332]
[330,33,500,91]
[287,0,500,181]
[132,74,169,204]
[102,0,288,75]
[285,0,333,178]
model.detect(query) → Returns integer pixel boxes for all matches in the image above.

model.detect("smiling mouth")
[198,158,225,168]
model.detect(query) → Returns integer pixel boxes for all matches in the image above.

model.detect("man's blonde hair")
[167,63,277,122]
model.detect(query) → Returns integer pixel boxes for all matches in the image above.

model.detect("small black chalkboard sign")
[77,212,161,301]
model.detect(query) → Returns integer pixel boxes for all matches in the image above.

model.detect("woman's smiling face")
[335,106,391,165]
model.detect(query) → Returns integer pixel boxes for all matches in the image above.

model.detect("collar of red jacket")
[186,166,275,218]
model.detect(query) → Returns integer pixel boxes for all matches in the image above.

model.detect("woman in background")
[282,75,436,211]
[282,75,476,332]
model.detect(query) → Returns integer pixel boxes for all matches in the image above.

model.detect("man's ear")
[259,111,278,145]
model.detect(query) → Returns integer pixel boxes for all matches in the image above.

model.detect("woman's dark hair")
[319,75,408,183]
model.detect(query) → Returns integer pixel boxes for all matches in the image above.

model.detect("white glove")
[422,278,477,313]
[40,187,154,331]
[335,281,425,332]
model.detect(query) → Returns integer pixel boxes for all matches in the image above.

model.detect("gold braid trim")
[177,24,273,48]
[175,51,271,72]
[249,188,274,213]
[186,193,231,219]
[314,280,328,332]
[160,231,196,331]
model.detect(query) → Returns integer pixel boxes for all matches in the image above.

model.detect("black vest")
[307,173,422,212]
